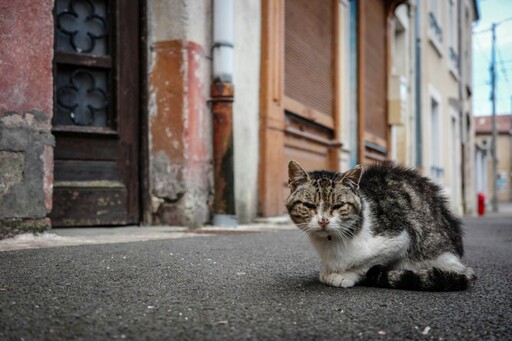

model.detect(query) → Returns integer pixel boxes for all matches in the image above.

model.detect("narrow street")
[1,208,511,340]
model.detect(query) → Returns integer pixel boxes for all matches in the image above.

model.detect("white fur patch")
[395,252,467,274]
[321,271,360,288]
[310,198,410,280]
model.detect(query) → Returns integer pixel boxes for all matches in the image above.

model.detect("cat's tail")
[362,265,476,291]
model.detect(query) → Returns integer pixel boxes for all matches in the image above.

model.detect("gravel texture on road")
[1,216,511,340]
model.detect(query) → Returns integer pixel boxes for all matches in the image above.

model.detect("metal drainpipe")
[211,0,237,227]
[457,0,466,214]
[414,0,422,169]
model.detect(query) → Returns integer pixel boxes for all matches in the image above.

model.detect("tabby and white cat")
[286,160,476,291]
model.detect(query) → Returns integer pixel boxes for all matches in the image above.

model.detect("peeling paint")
[148,39,212,227]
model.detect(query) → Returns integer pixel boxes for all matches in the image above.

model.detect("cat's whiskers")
[292,222,318,240]
[291,230,308,242]
[333,228,351,246]
[291,225,312,241]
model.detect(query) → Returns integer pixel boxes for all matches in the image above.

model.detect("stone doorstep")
[0,223,296,252]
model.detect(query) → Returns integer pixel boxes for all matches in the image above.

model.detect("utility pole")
[490,23,499,212]
[510,96,512,202]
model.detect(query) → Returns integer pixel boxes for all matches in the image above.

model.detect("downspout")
[408,1,415,166]
[414,0,422,169]
[457,0,466,214]
[211,0,237,227]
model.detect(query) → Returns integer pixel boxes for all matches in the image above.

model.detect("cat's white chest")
[310,205,410,273]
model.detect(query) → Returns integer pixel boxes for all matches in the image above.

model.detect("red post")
[477,192,486,216]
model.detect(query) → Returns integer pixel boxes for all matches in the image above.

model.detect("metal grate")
[53,0,112,128]
[55,66,109,126]
[55,0,109,55]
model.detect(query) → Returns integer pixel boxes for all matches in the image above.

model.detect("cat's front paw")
[320,272,360,288]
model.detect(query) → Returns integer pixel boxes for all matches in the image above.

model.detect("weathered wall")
[233,0,261,223]
[0,0,55,237]
[147,0,213,227]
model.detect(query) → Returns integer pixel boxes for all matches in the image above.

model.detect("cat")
[286,160,476,291]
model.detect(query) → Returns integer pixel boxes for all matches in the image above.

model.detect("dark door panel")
[51,0,139,226]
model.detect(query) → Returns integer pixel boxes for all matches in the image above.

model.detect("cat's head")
[285,160,364,239]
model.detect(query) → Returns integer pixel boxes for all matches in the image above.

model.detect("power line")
[497,44,509,84]
[473,28,492,35]
[473,16,512,34]
[474,35,491,64]
[495,16,512,26]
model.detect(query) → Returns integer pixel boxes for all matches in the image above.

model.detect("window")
[428,0,443,53]
[448,0,459,73]
[451,113,461,209]
[430,97,443,182]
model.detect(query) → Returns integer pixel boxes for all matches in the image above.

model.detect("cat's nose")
[318,218,330,229]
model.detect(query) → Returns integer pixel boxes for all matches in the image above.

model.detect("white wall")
[150,0,211,43]
[233,0,261,223]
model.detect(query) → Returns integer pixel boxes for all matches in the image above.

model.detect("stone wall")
[0,0,54,238]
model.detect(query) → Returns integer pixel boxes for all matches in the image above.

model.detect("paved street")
[1,212,511,340]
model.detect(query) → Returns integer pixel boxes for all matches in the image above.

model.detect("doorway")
[51,0,140,226]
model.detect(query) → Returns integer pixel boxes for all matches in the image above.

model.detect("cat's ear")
[339,164,363,189]
[288,160,309,192]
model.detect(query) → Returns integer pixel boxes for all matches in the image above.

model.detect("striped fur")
[363,265,476,291]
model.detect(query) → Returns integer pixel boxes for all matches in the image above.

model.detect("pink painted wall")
[0,0,54,115]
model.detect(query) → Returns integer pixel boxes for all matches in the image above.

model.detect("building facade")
[0,0,479,237]
[475,115,512,203]
[415,0,479,215]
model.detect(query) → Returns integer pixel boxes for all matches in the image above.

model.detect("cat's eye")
[332,202,346,210]
[303,202,317,209]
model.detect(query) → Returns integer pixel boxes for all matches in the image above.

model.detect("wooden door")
[357,0,405,163]
[259,0,341,216]
[51,0,139,226]
[357,0,388,163]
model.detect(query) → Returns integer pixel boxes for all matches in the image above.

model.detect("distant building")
[388,0,479,215]
[0,0,479,237]
[475,115,512,202]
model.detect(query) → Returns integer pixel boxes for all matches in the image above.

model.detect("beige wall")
[496,134,512,201]
[233,0,261,223]
[419,0,463,214]
[477,133,512,202]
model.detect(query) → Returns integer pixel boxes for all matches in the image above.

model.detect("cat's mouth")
[315,229,331,238]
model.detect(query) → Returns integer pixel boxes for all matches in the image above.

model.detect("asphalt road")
[1,216,511,340]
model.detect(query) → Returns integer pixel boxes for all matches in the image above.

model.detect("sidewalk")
[486,200,512,217]
[0,221,295,252]
[1,202,510,253]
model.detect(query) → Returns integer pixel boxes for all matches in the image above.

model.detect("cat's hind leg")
[364,252,476,291]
